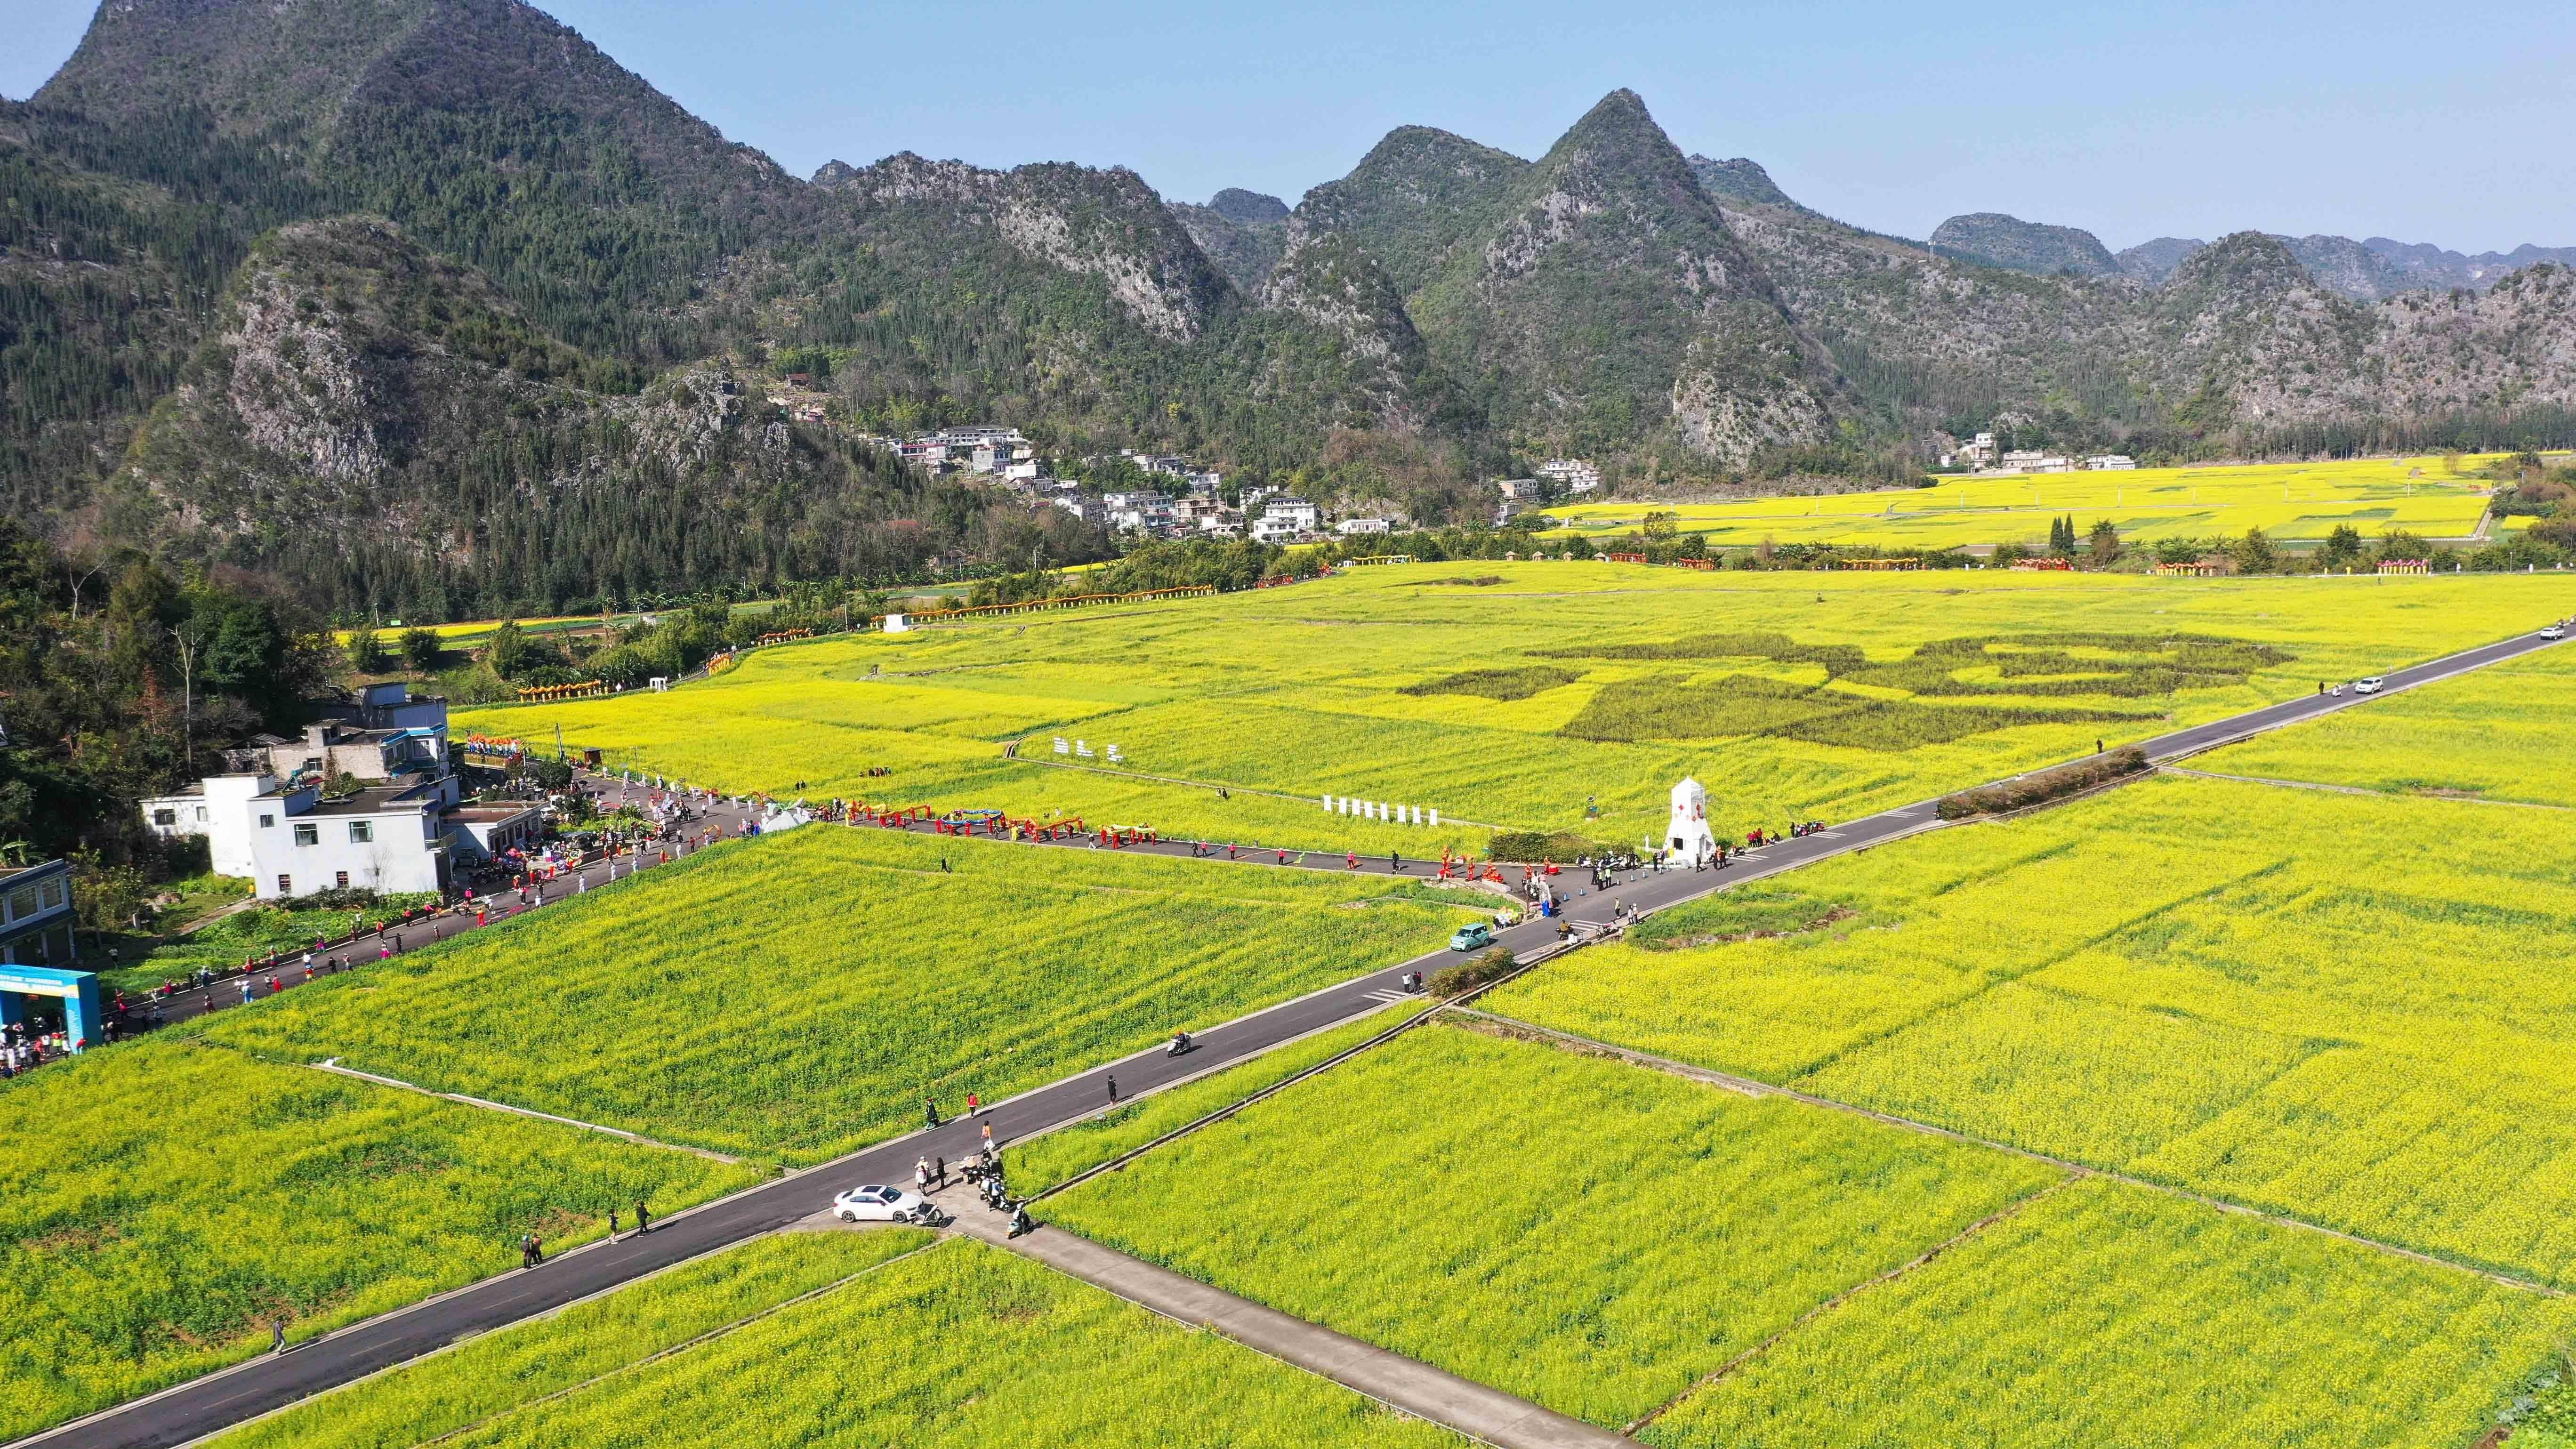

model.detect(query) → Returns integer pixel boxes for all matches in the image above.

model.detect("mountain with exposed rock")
[9,0,2576,618]
[1930,213,2120,278]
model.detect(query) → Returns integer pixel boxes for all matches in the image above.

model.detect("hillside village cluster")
[829,419,1602,542]
[1942,431,2138,475]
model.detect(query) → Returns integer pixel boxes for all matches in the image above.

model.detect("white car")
[2544,624,2567,640]
[832,1183,930,1223]
[2353,676,2385,695]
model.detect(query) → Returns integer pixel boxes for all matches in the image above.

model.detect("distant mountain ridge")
[8,0,2576,619]
[1940,210,2576,301]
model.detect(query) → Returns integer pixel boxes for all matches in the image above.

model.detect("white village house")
[141,683,540,899]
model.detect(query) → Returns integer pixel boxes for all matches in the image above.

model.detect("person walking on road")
[966,1090,982,1118]
[924,1097,941,1129]
[272,1319,286,1354]
[1105,1075,1119,1107]
[240,976,255,1006]
[981,1120,994,1153]
[634,1199,650,1235]
[520,1232,540,1269]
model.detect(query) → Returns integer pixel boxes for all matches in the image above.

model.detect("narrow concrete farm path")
[928,1186,1627,1449]
[2164,764,2576,811]
[17,624,2567,1449]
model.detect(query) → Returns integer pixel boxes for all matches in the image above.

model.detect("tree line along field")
[1484,770,2576,1288]
[455,564,2576,857]
[0,1043,759,1443]
[200,1235,1463,1449]
[1540,453,2508,549]
[1043,1023,2566,1444]
[2210,638,2576,806]
[197,825,1489,1162]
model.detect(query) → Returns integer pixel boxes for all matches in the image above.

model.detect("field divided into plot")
[208,1236,1461,1449]
[1488,772,2576,1287]
[2213,637,2576,806]
[1045,1022,2561,1443]
[1542,454,2506,548]
[459,565,2576,855]
[1642,1176,2570,1449]
[199,825,1486,1162]
[1046,1023,2065,1426]
[0,1043,758,1442]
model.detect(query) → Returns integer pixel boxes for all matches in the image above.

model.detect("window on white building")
[335,871,350,889]
[153,808,176,826]
[277,874,292,894]
[293,823,319,846]
[259,813,276,829]
[348,821,373,844]
[195,806,208,822]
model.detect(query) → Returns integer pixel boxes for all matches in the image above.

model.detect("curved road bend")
[17,625,2565,1449]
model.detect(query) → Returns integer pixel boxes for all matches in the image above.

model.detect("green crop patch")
[1558,674,2136,749]
[1397,664,1581,700]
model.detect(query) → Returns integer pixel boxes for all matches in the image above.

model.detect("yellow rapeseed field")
[1488,772,2576,1286]
[1543,453,2507,548]
[2211,636,2576,805]
[458,564,2576,855]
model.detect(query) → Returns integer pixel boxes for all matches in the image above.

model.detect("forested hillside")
[9,0,2576,618]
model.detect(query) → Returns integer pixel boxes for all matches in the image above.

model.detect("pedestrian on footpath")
[967,1090,982,1117]
[272,1320,286,1354]
[916,1157,931,1194]
[635,1199,650,1235]
[609,1207,620,1240]
[934,1154,947,1188]
[924,1097,940,1129]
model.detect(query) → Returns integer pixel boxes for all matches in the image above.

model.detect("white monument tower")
[1667,776,1716,862]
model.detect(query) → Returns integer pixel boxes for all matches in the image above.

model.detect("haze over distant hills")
[1927,211,2576,299]
[7,0,2576,617]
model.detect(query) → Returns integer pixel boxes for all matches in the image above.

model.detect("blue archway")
[0,965,101,1050]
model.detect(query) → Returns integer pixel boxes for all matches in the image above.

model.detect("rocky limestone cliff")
[1169,200,1287,291]
[1295,125,1530,295]
[1930,213,2119,278]
[119,215,911,611]
[1401,90,1835,468]
[1686,155,1795,208]
[816,152,1231,341]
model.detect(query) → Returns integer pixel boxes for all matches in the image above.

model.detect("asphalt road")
[18,623,2565,1449]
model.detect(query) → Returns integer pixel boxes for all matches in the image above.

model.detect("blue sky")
[7,0,2573,252]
